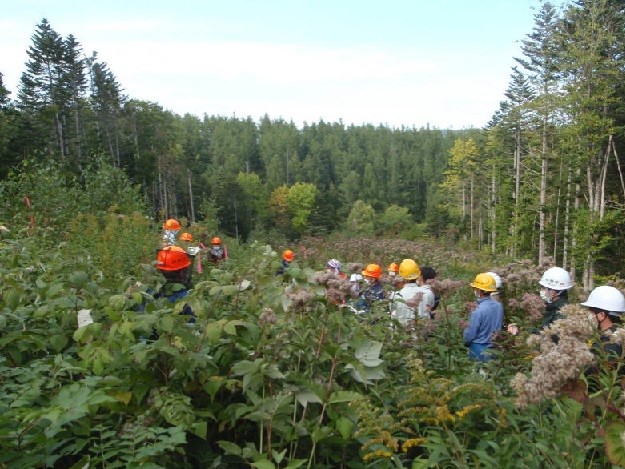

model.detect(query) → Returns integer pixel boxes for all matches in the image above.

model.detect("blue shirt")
[463,296,503,346]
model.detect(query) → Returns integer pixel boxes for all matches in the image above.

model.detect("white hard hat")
[486,272,502,289]
[581,285,625,314]
[539,267,573,290]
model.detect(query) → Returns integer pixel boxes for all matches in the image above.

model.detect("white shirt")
[391,283,434,324]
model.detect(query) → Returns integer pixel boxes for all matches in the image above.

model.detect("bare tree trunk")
[491,162,496,253]
[188,169,195,223]
[553,152,564,263]
[470,175,474,241]
[570,167,581,284]
[563,166,572,269]
[538,121,548,265]
[512,124,522,258]
[611,135,625,200]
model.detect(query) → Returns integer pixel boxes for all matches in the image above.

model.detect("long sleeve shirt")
[463,296,503,346]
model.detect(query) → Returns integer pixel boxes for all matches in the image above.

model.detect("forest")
[3,0,625,468]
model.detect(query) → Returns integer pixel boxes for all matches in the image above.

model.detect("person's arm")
[463,310,480,345]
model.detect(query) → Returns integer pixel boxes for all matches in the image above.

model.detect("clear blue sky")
[1,0,567,129]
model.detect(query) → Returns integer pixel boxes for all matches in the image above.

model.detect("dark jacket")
[540,294,568,329]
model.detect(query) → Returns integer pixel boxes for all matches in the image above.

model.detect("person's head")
[470,272,497,298]
[399,259,420,283]
[179,232,193,242]
[387,262,399,277]
[211,237,221,245]
[283,249,295,263]
[486,271,502,296]
[539,267,572,303]
[421,266,437,283]
[327,258,342,274]
[581,285,625,329]
[163,218,181,231]
[361,264,382,283]
[156,246,192,285]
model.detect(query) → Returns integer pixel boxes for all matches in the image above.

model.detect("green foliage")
[346,200,376,236]
[378,204,412,236]
[286,182,317,235]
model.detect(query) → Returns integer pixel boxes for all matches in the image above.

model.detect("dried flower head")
[511,304,595,407]
[259,307,278,327]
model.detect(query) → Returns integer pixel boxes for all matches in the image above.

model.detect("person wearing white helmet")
[580,286,625,385]
[581,285,625,333]
[538,266,573,329]
[327,259,347,279]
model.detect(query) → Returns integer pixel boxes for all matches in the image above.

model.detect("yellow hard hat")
[470,273,497,292]
[399,259,420,280]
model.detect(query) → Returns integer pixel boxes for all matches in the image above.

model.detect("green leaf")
[190,421,207,439]
[203,376,224,401]
[111,391,133,405]
[161,315,175,332]
[328,391,362,404]
[49,334,68,352]
[205,322,223,344]
[232,360,259,376]
[273,448,287,464]
[295,389,322,407]
[218,440,242,456]
[69,271,88,287]
[354,340,383,367]
[335,417,355,439]
[284,460,307,469]
[605,422,625,465]
[252,459,275,469]
[224,320,248,335]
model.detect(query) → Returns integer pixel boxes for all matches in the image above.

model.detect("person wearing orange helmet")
[162,218,181,247]
[208,236,227,264]
[276,249,295,275]
[353,263,385,312]
[153,246,194,320]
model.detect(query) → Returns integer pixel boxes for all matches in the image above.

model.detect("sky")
[1,0,567,129]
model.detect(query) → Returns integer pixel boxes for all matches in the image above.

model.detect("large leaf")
[328,390,363,404]
[605,422,625,465]
[252,459,275,469]
[218,440,242,456]
[354,340,383,367]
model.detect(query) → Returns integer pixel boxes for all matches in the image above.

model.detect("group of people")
[154,223,625,370]
[465,267,625,364]
[161,218,228,267]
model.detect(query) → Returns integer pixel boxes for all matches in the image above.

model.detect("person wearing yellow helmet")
[390,259,416,325]
[463,272,504,362]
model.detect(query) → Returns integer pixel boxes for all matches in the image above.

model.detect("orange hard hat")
[387,262,399,273]
[163,218,181,230]
[362,264,382,279]
[283,249,295,262]
[179,232,193,242]
[156,246,191,271]
[211,237,221,244]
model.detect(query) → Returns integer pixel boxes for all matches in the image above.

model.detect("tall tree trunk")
[512,124,522,258]
[562,166,572,269]
[470,175,474,241]
[188,169,195,223]
[491,162,496,253]
[538,121,548,265]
